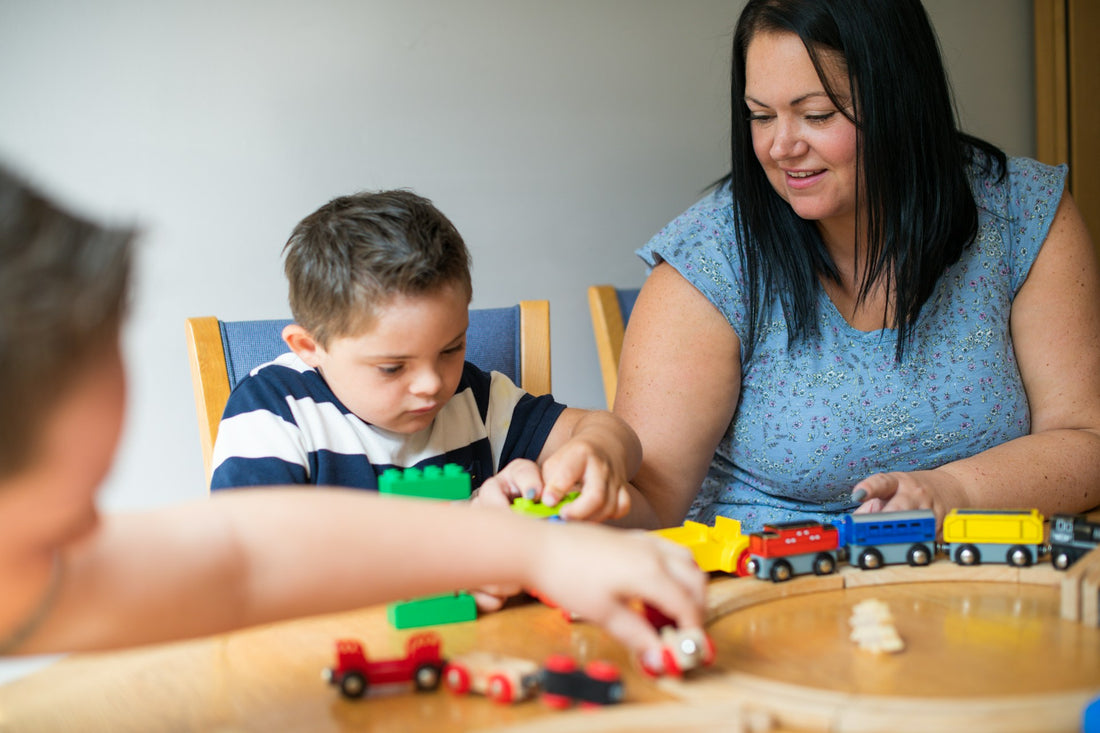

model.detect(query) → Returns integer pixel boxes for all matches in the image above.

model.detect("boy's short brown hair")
[0,165,133,476]
[283,189,472,347]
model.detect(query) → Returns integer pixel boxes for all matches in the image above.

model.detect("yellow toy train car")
[651,516,752,576]
[941,508,1045,567]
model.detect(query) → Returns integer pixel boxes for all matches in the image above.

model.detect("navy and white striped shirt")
[210,352,566,491]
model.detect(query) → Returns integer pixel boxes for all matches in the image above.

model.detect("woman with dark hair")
[610,0,1100,531]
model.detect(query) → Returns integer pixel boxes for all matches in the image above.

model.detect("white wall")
[0,0,1034,513]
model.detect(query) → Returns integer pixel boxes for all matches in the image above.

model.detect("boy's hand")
[527,522,707,673]
[471,451,629,523]
[470,459,544,509]
[540,438,631,522]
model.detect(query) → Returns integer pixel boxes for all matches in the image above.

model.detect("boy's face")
[0,339,125,554]
[299,284,469,434]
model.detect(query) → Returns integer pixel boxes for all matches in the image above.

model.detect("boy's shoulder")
[222,352,337,418]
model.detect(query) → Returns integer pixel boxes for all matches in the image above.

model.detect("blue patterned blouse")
[638,157,1067,532]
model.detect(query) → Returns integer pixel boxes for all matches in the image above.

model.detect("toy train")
[1050,513,1100,570]
[657,509,1100,583]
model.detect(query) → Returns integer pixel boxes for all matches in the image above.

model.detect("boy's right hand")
[526,521,708,674]
[471,456,629,523]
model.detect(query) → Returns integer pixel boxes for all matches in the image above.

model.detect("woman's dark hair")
[726,0,1006,360]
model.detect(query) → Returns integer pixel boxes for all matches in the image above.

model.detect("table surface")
[1,562,1099,732]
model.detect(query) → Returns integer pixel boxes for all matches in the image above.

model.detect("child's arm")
[475,408,641,523]
[6,488,704,671]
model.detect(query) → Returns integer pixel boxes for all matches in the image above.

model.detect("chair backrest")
[185,301,551,486]
[587,285,639,409]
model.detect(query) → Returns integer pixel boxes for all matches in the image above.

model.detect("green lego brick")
[510,491,580,519]
[387,592,477,629]
[378,463,471,500]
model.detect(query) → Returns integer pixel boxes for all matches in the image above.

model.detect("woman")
[615,0,1100,531]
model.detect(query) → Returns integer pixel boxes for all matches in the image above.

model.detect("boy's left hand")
[539,438,631,522]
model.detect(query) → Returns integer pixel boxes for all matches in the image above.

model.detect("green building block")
[387,592,477,629]
[510,491,580,519]
[378,463,471,500]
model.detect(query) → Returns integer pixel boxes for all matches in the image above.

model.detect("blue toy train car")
[838,510,938,569]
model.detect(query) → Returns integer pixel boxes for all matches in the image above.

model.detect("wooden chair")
[586,284,639,409]
[185,301,552,486]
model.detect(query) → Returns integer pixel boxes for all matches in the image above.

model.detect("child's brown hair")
[0,166,133,475]
[283,189,472,348]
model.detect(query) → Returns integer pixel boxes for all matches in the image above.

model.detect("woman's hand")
[851,469,968,525]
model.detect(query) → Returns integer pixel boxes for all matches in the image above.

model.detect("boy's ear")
[282,324,324,367]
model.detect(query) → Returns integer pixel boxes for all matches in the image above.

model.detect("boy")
[210,190,635,523]
[0,164,705,672]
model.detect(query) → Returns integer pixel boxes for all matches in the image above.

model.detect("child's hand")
[539,438,631,522]
[527,522,707,673]
[470,459,544,509]
[469,584,522,612]
[472,451,629,523]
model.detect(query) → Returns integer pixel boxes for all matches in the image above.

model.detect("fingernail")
[851,488,867,503]
[524,488,537,500]
[640,648,664,676]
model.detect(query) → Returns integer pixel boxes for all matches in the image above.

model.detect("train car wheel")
[770,560,792,582]
[858,548,883,570]
[1052,550,1072,570]
[907,544,932,566]
[487,674,514,704]
[735,550,752,577]
[813,553,836,575]
[541,693,572,710]
[955,545,980,566]
[339,672,367,699]
[1006,545,1033,567]
[444,664,471,695]
[414,663,442,691]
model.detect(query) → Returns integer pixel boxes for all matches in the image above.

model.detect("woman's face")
[744,31,859,237]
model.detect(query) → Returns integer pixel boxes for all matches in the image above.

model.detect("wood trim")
[1068,0,1100,242]
[184,316,230,489]
[1034,0,1069,166]
[518,300,552,396]
[587,285,626,409]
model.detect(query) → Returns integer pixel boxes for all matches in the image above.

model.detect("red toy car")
[323,632,446,699]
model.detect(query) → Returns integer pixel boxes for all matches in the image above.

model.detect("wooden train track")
[658,548,1100,733]
[491,549,1100,733]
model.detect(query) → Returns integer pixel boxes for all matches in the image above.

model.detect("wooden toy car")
[538,654,623,708]
[1050,513,1100,570]
[443,651,541,704]
[651,626,717,677]
[652,516,752,575]
[745,521,841,582]
[323,633,445,699]
[941,508,1044,566]
[839,510,937,569]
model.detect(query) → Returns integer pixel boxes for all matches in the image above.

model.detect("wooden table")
[1,564,1098,732]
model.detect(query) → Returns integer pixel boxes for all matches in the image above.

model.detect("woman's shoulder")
[970,155,1067,218]
[637,183,737,267]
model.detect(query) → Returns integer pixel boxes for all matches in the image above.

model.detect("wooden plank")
[1062,545,1100,621]
[838,560,1021,589]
